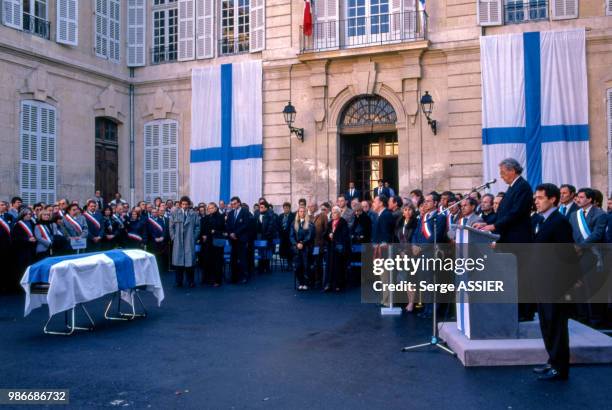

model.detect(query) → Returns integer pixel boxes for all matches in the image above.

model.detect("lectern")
[452,224,519,340]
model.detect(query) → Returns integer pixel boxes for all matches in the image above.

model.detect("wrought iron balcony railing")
[218,38,250,56]
[300,10,427,53]
[23,13,50,40]
[150,46,178,65]
[504,0,548,24]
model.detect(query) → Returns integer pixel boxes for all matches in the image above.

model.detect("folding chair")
[32,282,95,336]
[253,240,269,273]
[349,244,364,287]
[222,241,232,280]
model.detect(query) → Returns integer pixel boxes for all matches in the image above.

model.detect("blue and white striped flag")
[481,28,590,193]
[190,61,263,206]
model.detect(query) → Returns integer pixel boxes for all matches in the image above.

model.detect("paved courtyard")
[1,271,611,409]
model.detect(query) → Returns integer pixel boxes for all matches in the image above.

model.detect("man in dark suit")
[371,195,395,245]
[226,196,251,284]
[569,188,608,245]
[411,192,448,318]
[373,179,390,200]
[479,193,497,225]
[558,184,578,218]
[475,158,534,320]
[531,183,575,381]
[568,188,608,326]
[345,182,361,206]
[371,195,396,307]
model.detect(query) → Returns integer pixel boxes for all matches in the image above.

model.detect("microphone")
[471,179,497,192]
[484,178,497,187]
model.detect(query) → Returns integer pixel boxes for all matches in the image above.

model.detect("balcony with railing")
[504,0,548,24]
[218,38,250,56]
[23,13,50,40]
[300,11,427,54]
[150,46,178,65]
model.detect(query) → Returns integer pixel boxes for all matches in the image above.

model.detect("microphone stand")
[401,181,494,355]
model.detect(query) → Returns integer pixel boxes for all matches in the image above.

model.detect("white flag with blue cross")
[190,61,263,206]
[480,28,590,193]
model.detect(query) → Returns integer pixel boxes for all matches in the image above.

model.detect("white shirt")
[582,205,592,218]
[540,206,557,222]
[509,175,520,188]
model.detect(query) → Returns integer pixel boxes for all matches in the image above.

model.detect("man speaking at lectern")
[474,158,534,320]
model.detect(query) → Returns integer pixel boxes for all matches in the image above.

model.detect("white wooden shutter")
[57,0,78,45]
[315,0,339,50]
[196,0,214,59]
[178,0,195,61]
[249,0,265,52]
[477,0,503,26]
[108,0,121,61]
[402,0,417,40]
[144,122,160,202]
[20,101,56,205]
[95,0,109,58]
[607,0,612,16]
[127,0,146,66]
[161,121,178,199]
[144,120,178,201]
[2,0,22,30]
[551,0,578,20]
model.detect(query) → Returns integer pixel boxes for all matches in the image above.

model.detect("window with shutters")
[20,100,57,206]
[144,119,179,202]
[95,0,121,62]
[3,0,52,39]
[551,0,577,20]
[477,0,503,26]
[504,0,547,23]
[219,0,250,55]
[302,0,424,53]
[152,0,179,64]
[607,0,612,16]
[57,0,78,45]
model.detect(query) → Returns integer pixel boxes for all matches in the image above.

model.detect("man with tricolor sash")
[147,207,168,272]
[568,188,608,326]
[411,192,447,318]
[84,199,104,252]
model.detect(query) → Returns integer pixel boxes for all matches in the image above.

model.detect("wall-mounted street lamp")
[282,101,304,142]
[420,91,437,135]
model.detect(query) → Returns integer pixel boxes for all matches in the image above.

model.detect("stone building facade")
[0,0,611,207]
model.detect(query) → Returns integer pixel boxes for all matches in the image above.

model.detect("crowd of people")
[1,158,612,380]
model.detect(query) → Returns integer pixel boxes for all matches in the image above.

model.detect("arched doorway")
[339,95,398,200]
[95,117,119,205]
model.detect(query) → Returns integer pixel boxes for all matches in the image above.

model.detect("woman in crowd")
[200,202,226,286]
[397,203,417,312]
[126,207,146,249]
[312,202,330,289]
[12,209,37,281]
[351,202,371,243]
[255,201,276,274]
[290,206,313,290]
[34,209,54,261]
[50,214,70,256]
[100,206,121,250]
[325,206,351,292]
